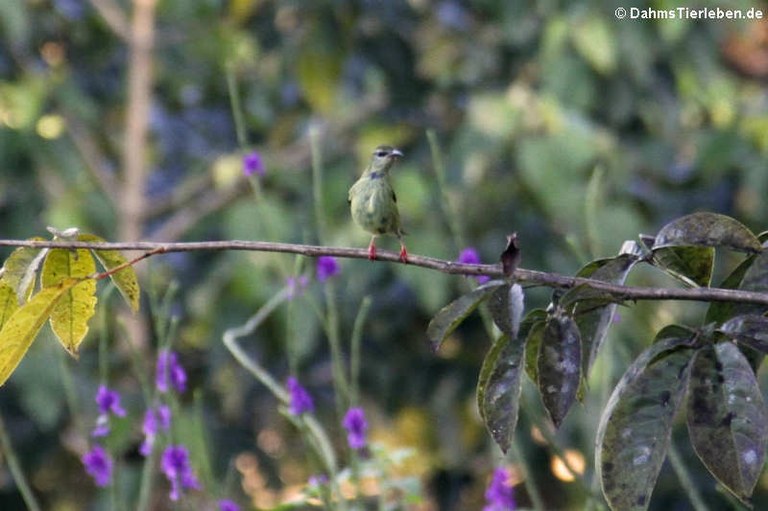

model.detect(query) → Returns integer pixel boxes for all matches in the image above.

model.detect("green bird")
[348,145,408,262]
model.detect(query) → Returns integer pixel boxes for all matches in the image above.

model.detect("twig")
[1,239,767,307]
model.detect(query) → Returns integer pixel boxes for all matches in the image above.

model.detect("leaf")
[652,212,762,254]
[487,283,524,338]
[0,282,18,330]
[650,246,714,287]
[41,249,97,355]
[563,254,638,377]
[296,21,344,114]
[477,333,525,453]
[426,280,506,351]
[0,279,79,386]
[704,255,756,324]
[571,15,617,74]
[596,336,695,511]
[524,318,546,385]
[687,342,768,503]
[78,233,140,312]
[0,238,47,303]
[719,315,768,354]
[537,314,581,428]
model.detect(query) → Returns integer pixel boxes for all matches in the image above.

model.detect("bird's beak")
[391,149,403,158]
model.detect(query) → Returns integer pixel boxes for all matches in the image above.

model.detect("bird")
[348,145,408,262]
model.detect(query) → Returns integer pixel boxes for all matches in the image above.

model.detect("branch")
[1,239,768,307]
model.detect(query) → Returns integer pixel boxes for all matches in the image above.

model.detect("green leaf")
[571,15,617,74]
[687,342,768,503]
[652,212,762,253]
[718,315,768,354]
[487,283,524,338]
[538,314,581,428]
[0,238,47,303]
[596,336,695,511]
[650,246,714,287]
[296,21,344,114]
[0,279,79,386]
[564,255,638,377]
[477,333,524,454]
[426,280,506,352]
[0,282,18,330]
[524,319,546,385]
[41,249,97,355]
[78,233,140,312]
[704,255,756,324]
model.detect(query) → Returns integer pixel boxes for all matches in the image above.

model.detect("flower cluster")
[82,386,126,488]
[287,376,315,415]
[242,150,265,178]
[81,349,239,506]
[484,467,516,511]
[458,247,491,284]
[342,407,369,450]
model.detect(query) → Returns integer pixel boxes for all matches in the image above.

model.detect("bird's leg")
[398,242,408,263]
[367,236,377,260]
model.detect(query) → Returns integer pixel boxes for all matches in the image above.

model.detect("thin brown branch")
[1,239,767,307]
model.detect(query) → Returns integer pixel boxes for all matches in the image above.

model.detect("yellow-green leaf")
[0,279,79,386]
[0,237,47,303]
[0,282,18,330]
[41,249,97,354]
[78,234,140,312]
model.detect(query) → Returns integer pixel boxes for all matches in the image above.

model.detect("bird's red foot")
[368,242,377,261]
[399,245,408,263]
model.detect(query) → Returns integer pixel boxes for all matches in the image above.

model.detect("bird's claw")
[399,246,408,263]
[368,243,377,261]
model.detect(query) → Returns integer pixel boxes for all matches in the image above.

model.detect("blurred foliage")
[1,0,768,510]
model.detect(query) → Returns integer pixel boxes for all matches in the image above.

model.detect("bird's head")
[369,145,403,173]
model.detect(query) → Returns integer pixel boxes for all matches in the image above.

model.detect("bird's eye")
[375,150,388,158]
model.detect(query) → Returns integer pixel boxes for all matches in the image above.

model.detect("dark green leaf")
[538,314,581,428]
[652,212,762,253]
[596,336,696,511]
[477,334,525,453]
[564,255,638,378]
[524,319,546,385]
[426,280,506,351]
[650,246,714,287]
[719,315,768,354]
[705,255,756,324]
[487,283,524,338]
[687,342,768,503]
[652,324,696,344]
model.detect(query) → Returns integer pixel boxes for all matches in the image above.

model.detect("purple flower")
[161,445,200,501]
[243,151,265,177]
[484,467,516,511]
[286,275,309,300]
[92,385,126,437]
[316,256,339,282]
[218,499,240,511]
[308,474,328,487]
[286,376,314,415]
[82,445,113,487]
[156,350,187,394]
[458,247,490,284]
[139,404,172,456]
[342,407,368,450]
